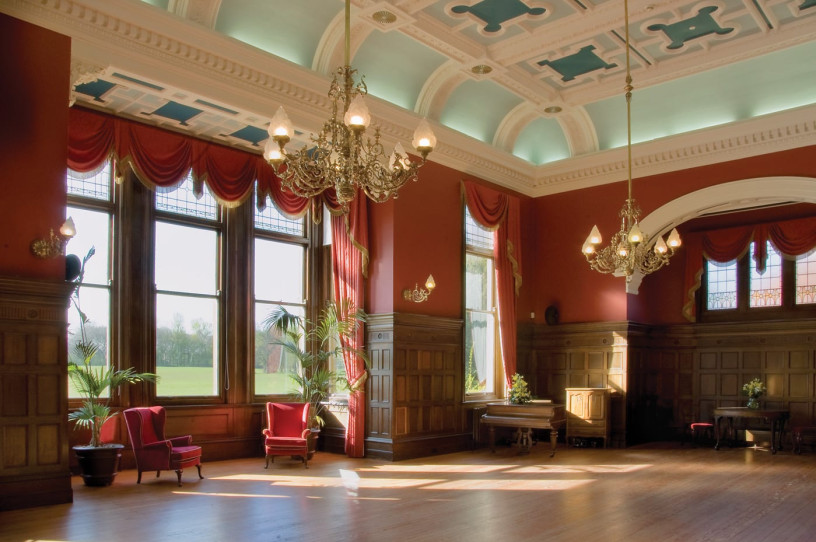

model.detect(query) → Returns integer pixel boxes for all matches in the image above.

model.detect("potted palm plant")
[262,301,368,455]
[68,247,157,486]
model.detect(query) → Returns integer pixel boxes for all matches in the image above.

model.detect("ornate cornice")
[2,0,813,198]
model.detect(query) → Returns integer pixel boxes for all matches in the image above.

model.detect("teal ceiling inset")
[450,0,546,33]
[513,117,570,165]
[229,126,267,146]
[538,45,617,82]
[440,80,524,144]
[75,79,117,102]
[150,102,203,126]
[646,6,734,50]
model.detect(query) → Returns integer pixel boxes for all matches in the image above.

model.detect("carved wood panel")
[0,277,74,510]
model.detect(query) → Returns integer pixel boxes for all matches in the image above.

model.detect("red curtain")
[463,181,523,389]
[67,107,309,215]
[326,191,369,458]
[683,216,816,321]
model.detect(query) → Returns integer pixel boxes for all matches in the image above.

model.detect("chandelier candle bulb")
[412,119,436,156]
[628,224,643,244]
[60,217,76,237]
[667,228,682,248]
[344,95,370,130]
[588,225,602,244]
[654,236,668,254]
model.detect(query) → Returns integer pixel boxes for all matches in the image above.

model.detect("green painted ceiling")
[96,0,816,168]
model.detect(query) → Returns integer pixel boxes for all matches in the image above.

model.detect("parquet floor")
[2,441,816,542]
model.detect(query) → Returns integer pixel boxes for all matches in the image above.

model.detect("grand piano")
[481,400,566,456]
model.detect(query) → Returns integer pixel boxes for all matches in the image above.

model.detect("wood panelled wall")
[0,277,74,510]
[366,313,468,460]
[517,322,629,447]
[519,319,816,447]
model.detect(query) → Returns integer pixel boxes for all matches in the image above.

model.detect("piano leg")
[489,425,496,453]
[549,429,558,457]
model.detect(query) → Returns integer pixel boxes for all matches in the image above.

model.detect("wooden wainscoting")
[366,313,467,460]
[0,277,74,510]
[628,320,816,444]
[522,319,816,447]
[519,321,629,447]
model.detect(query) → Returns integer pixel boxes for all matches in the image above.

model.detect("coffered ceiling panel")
[4,0,815,195]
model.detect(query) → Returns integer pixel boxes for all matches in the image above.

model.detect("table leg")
[714,416,721,450]
[549,429,558,457]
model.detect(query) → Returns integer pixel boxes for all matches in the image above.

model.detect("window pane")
[156,294,218,396]
[156,173,218,220]
[68,285,110,398]
[466,254,492,310]
[254,196,304,236]
[465,310,495,394]
[155,222,218,294]
[66,207,110,286]
[254,303,304,395]
[796,250,816,305]
[67,163,111,201]
[706,259,737,310]
[254,238,305,303]
[749,241,782,307]
[465,207,493,251]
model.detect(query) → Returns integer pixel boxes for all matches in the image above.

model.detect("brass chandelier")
[582,0,681,280]
[263,0,436,209]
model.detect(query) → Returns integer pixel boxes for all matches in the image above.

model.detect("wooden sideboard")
[566,388,611,448]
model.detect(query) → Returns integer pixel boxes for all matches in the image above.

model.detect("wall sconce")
[31,217,76,259]
[403,274,436,303]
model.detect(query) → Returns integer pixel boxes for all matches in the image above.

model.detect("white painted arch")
[628,176,816,294]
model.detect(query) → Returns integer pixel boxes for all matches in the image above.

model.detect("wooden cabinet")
[566,388,611,448]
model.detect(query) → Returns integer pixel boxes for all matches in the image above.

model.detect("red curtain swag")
[462,181,523,389]
[682,216,816,321]
[67,107,309,216]
[326,191,369,458]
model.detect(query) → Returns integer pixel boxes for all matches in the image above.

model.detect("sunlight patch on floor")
[508,464,652,474]
[421,478,594,491]
[173,491,290,498]
[357,464,517,473]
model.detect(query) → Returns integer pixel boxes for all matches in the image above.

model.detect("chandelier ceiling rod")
[581,0,681,282]
[263,0,436,211]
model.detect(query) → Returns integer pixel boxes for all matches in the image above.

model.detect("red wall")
[533,146,816,324]
[366,160,532,319]
[0,14,70,280]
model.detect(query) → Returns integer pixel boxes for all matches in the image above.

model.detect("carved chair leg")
[137,470,143,484]
[265,455,270,469]
[156,470,161,478]
[176,469,183,487]
[196,464,203,479]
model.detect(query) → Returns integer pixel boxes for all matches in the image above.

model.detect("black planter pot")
[73,444,124,487]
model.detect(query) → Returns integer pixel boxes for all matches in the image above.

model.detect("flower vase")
[747,396,760,409]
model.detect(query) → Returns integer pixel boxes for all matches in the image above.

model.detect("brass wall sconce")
[31,217,76,259]
[403,274,436,303]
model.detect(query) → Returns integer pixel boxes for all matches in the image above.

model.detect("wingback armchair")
[263,402,311,468]
[123,406,203,486]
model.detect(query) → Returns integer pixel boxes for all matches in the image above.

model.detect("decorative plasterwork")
[3,0,814,198]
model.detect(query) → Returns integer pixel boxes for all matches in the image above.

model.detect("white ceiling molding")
[3,0,814,198]
[530,104,816,197]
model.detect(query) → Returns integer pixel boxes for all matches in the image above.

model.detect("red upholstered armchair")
[123,406,203,486]
[263,402,311,468]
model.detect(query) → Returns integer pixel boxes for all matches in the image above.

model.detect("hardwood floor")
[3,441,816,542]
